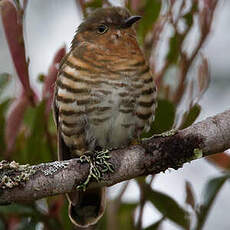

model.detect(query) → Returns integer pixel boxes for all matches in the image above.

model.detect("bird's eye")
[97,24,108,34]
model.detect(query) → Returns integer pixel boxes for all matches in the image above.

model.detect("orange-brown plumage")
[53,6,157,227]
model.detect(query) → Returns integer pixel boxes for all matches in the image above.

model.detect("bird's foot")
[78,154,90,163]
[77,149,114,191]
[93,149,114,173]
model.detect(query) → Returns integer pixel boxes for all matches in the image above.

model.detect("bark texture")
[0,109,230,204]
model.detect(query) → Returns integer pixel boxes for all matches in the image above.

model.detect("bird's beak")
[122,16,142,28]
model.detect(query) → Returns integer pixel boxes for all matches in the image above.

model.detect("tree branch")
[1,109,230,204]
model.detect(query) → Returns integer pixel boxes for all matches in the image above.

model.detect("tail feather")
[67,187,106,227]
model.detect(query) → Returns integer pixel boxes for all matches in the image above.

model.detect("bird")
[53,6,157,228]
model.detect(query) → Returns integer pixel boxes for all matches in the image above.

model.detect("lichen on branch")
[0,109,230,205]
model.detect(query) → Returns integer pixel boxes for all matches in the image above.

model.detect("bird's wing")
[53,90,71,161]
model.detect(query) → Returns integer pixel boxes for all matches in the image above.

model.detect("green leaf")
[144,217,164,230]
[183,2,198,28]
[61,199,72,230]
[0,99,11,156]
[142,99,175,138]
[0,73,10,95]
[118,203,138,230]
[137,0,161,44]
[22,101,53,164]
[0,204,35,215]
[183,12,193,28]
[23,106,38,128]
[97,212,107,230]
[85,0,103,9]
[146,187,190,229]
[195,175,230,230]
[180,104,201,129]
[167,34,181,63]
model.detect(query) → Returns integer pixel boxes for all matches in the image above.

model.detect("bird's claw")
[77,149,114,191]
[78,155,90,163]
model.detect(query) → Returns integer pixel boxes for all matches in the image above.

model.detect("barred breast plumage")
[56,41,156,155]
[53,6,157,228]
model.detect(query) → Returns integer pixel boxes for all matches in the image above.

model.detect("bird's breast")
[86,78,137,149]
[56,53,156,153]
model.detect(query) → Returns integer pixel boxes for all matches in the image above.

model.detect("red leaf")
[0,0,37,104]
[42,46,66,115]
[5,91,29,155]
[206,152,230,169]
[197,56,210,98]
[130,0,141,11]
[49,196,64,218]
[8,216,20,230]
[185,181,195,209]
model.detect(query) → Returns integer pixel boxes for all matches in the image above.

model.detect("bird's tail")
[67,187,106,228]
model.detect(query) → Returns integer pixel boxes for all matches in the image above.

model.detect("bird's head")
[71,7,141,54]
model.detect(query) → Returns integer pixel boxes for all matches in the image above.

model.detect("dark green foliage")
[85,0,103,9]
[0,99,11,154]
[137,0,161,44]
[146,187,190,229]
[183,2,198,28]
[167,34,182,63]
[195,175,230,230]
[0,73,10,95]
[21,102,53,164]
[0,204,34,215]
[142,99,175,138]
[180,104,201,129]
[118,203,137,229]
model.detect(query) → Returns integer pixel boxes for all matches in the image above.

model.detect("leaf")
[167,34,181,63]
[137,0,161,44]
[197,56,210,101]
[118,203,137,230]
[183,1,198,28]
[0,204,35,215]
[85,0,103,9]
[60,199,72,230]
[0,1,30,92]
[144,217,164,230]
[0,73,11,95]
[146,187,190,229]
[129,0,142,12]
[196,175,230,230]
[42,46,66,115]
[142,99,175,138]
[0,99,11,155]
[23,101,53,163]
[179,104,201,129]
[206,152,230,169]
[5,92,29,154]
[183,11,193,28]
[185,181,195,209]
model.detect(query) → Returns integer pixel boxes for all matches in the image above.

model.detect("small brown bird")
[53,7,157,227]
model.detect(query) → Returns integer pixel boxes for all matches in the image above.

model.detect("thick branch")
[0,109,230,204]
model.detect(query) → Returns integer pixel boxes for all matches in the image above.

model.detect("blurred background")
[0,0,230,229]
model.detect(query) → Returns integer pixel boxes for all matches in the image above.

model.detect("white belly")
[86,82,136,150]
